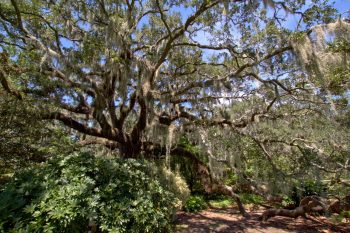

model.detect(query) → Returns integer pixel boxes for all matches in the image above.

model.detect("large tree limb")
[261,196,326,221]
[79,138,119,150]
[153,0,222,72]
[43,112,103,138]
[171,146,249,217]
[0,68,22,100]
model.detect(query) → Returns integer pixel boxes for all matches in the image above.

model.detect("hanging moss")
[291,20,350,85]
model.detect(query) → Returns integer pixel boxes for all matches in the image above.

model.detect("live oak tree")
[1,0,349,216]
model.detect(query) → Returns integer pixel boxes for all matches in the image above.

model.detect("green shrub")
[282,196,294,207]
[183,195,208,213]
[332,210,350,223]
[289,180,328,205]
[239,193,264,205]
[339,210,350,221]
[301,180,327,197]
[0,152,188,232]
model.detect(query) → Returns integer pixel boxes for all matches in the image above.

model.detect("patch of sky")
[169,4,193,23]
[87,119,95,128]
[333,1,350,15]
[86,96,93,105]
[77,20,91,31]
[62,95,75,105]
[10,54,19,62]
[345,90,350,105]
[60,37,75,49]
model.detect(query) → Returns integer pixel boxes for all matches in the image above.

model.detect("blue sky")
[55,1,350,51]
[334,0,350,14]
[185,0,350,60]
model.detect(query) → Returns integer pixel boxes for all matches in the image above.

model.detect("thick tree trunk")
[119,141,141,158]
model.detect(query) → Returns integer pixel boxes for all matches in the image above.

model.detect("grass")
[209,198,235,208]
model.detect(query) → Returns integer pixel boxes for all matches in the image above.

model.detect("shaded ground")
[175,207,350,233]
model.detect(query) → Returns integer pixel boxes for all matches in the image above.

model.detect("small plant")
[340,210,350,221]
[208,197,234,209]
[332,210,350,223]
[289,180,328,205]
[301,180,327,197]
[183,195,208,213]
[240,193,264,205]
[282,196,294,207]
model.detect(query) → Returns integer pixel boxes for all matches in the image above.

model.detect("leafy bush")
[289,180,328,205]
[239,193,264,205]
[0,152,188,232]
[282,196,294,207]
[301,180,327,197]
[183,195,208,213]
[332,210,350,223]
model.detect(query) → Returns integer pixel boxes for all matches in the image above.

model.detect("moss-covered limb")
[171,146,249,218]
[261,196,327,221]
[260,206,308,221]
[218,184,249,218]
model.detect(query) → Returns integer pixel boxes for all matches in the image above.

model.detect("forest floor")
[175,207,350,233]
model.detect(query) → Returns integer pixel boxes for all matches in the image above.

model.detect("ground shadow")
[175,207,349,233]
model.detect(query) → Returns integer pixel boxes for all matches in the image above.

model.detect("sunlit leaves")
[0,152,186,232]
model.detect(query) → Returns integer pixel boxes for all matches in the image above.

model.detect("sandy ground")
[175,207,350,233]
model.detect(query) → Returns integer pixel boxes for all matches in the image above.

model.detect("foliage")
[239,193,264,205]
[183,195,208,213]
[332,211,350,223]
[0,152,188,233]
[170,137,205,193]
[0,94,75,175]
[328,38,350,53]
[300,180,328,197]
[282,196,295,207]
[208,195,235,209]
[288,180,328,206]
[151,162,190,209]
[338,211,350,222]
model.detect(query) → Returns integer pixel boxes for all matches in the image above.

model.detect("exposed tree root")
[260,196,326,221]
[260,206,308,221]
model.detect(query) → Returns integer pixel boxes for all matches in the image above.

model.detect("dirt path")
[175,207,350,233]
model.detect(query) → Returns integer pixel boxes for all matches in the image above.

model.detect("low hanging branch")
[171,146,249,218]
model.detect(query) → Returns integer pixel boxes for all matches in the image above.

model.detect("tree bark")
[119,141,142,158]
[260,206,308,221]
[260,196,327,221]
[218,184,249,217]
